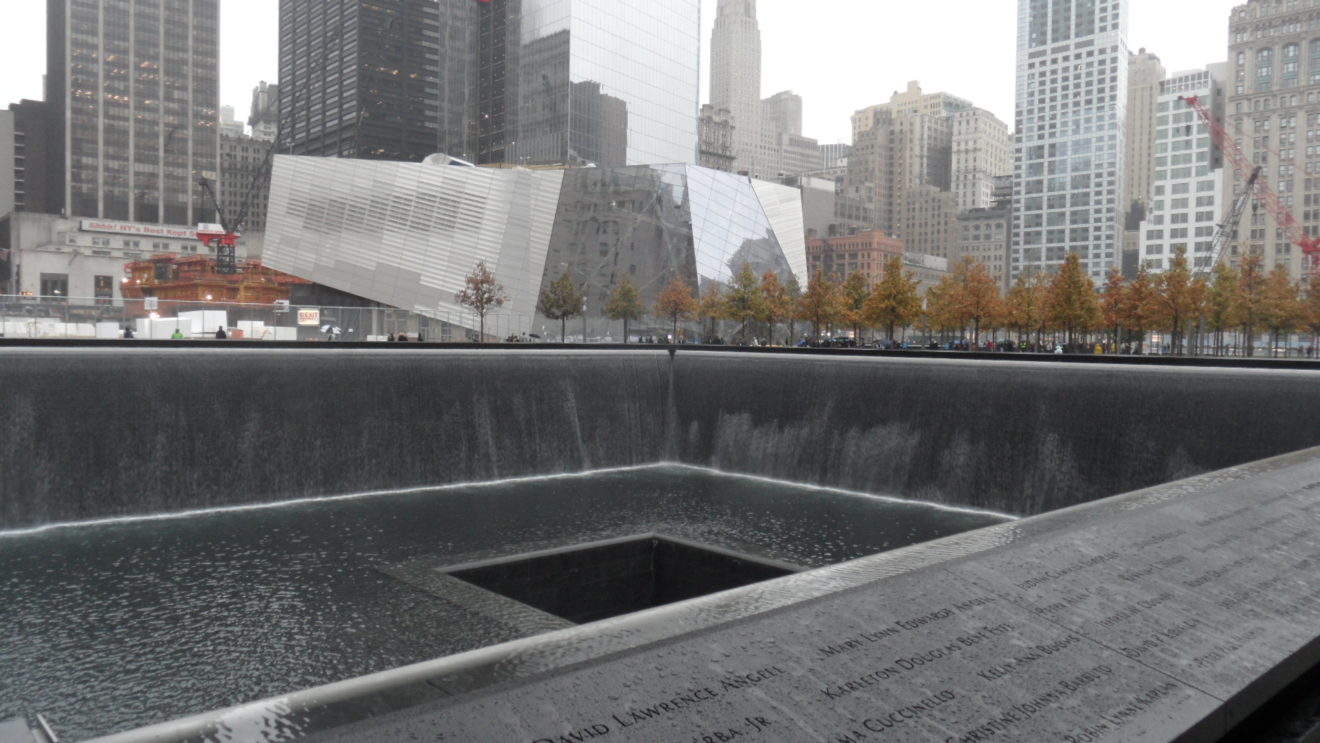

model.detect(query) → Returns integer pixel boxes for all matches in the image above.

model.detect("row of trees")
[460,254,1320,354]
[921,250,1320,356]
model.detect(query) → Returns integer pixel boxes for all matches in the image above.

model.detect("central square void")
[442,534,802,624]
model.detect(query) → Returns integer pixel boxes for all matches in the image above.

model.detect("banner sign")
[79,219,198,240]
[297,309,320,326]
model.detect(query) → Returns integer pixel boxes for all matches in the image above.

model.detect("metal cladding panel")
[265,156,562,316]
[751,177,808,281]
[266,158,802,334]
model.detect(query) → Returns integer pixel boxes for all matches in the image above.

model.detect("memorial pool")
[0,465,1006,740]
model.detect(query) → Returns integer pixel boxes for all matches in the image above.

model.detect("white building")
[709,0,762,176]
[952,108,1013,212]
[2,212,259,300]
[1012,0,1129,282]
[1138,65,1227,274]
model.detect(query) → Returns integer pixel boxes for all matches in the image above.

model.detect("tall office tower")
[490,0,698,167]
[279,0,466,162]
[762,91,803,137]
[1012,0,1129,282]
[1137,65,1226,275]
[952,107,1013,212]
[2,101,56,215]
[249,82,280,142]
[1124,49,1166,223]
[1226,0,1320,278]
[47,0,219,225]
[757,90,819,178]
[710,0,762,175]
[281,0,698,168]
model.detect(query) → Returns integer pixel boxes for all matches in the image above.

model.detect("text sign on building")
[79,219,199,240]
[297,309,320,327]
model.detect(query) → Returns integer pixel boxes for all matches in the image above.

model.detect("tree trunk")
[560,317,567,343]
[623,317,630,343]
[479,313,485,343]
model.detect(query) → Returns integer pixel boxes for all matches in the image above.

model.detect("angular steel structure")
[262,155,805,337]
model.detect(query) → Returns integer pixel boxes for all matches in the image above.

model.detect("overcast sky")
[0,0,1243,145]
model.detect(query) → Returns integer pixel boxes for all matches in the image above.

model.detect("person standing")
[215,326,227,339]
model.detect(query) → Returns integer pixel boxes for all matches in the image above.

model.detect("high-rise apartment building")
[1124,49,1166,222]
[1012,0,1129,282]
[847,83,1004,259]
[851,82,971,141]
[281,0,698,168]
[1225,0,1320,278]
[1137,65,1226,275]
[848,110,956,258]
[709,0,762,175]
[953,108,1013,212]
[47,0,219,225]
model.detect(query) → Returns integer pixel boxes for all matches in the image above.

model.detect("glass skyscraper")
[47,0,219,225]
[278,0,472,162]
[1012,0,1129,282]
[281,0,699,168]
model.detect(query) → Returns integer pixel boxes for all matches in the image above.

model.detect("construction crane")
[1181,94,1320,276]
[1203,166,1259,277]
[196,136,279,275]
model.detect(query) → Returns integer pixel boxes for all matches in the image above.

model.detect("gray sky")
[1,0,1243,145]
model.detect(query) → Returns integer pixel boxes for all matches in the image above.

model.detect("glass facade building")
[280,0,699,167]
[278,0,473,162]
[262,156,803,337]
[1012,0,1129,282]
[47,0,219,225]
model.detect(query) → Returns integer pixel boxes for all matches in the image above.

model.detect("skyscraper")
[1124,49,1166,223]
[249,82,280,142]
[1012,0,1129,282]
[280,0,699,168]
[1137,65,1226,275]
[1226,0,1320,278]
[709,0,762,175]
[846,82,1005,260]
[47,0,220,225]
[279,0,463,162]
[953,108,1013,212]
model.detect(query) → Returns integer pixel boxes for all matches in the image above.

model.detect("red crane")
[1181,94,1320,276]
[196,135,280,275]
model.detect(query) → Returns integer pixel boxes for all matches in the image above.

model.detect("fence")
[0,294,537,342]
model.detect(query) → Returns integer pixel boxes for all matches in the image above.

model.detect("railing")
[0,294,538,342]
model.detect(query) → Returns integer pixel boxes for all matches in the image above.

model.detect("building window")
[40,273,68,300]
[1257,47,1275,91]
[94,275,114,305]
[1283,43,1301,88]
